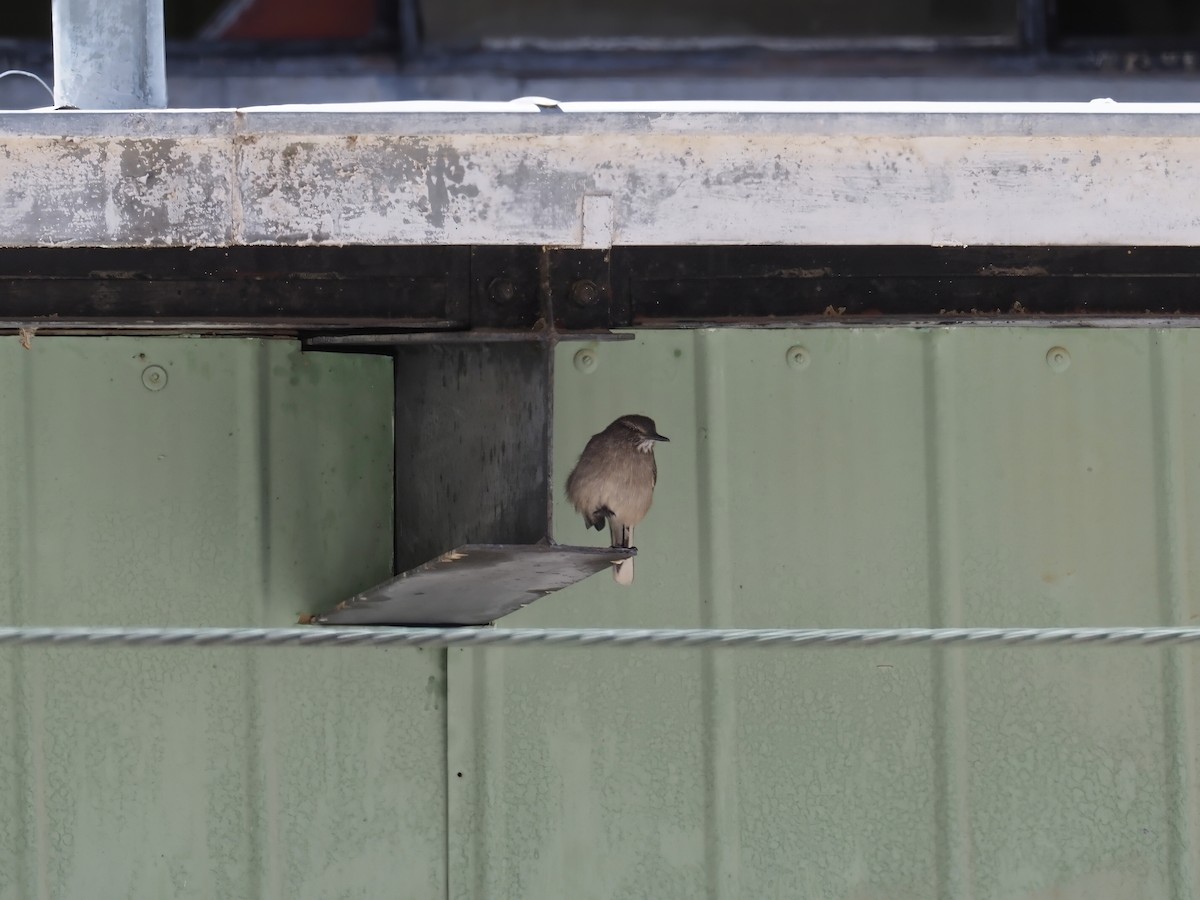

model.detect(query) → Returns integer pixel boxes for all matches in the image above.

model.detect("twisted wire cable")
[1,625,1199,649]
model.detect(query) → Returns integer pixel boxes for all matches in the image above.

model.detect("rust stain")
[763,267,833,278]
[979,265,1050,276]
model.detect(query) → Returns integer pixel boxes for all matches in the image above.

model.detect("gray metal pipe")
[51,0,167,109]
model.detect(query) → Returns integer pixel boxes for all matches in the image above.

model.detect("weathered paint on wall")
[0,336,446,900]
[2,327,1198,898]
[2,104,1200,248]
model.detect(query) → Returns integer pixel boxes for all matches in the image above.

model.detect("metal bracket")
[548,248,619,331]
[470,246,543,330]
[317,544,636,626]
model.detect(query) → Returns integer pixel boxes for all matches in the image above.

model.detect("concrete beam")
[1,101,1199,248]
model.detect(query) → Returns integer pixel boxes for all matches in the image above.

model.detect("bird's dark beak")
[652,432,670,442]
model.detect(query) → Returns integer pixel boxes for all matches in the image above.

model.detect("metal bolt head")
[488,277,516,305]
[573,348,598,373]
[786,345,811,370]
[142,365,167,391]
[1046,346,1071,373]
[569,280,600,307]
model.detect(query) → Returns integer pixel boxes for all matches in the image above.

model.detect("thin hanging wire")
[0,70,54,104]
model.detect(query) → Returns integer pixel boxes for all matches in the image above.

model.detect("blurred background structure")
[2,0,1200,107]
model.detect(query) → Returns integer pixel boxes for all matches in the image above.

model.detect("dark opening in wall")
[422,0,1017,43]
[0,0,384,41]
[1056,0,1200,38]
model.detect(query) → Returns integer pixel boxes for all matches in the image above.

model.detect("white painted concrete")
[1,102,1197,247]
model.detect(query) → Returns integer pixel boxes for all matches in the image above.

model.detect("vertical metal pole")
[51,0,167,109]
[396,0,423,57]
[1018,0,1050,54]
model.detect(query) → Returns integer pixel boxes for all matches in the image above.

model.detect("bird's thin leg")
[611,523,635,584]
[607,521,637,551]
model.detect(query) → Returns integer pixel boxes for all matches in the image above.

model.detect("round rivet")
[142,365,167,391]
[786,345,810,370]
[488,277,516,305]
[569,280,600,307]
[1046,346,1071,373]
[573,348,598,373]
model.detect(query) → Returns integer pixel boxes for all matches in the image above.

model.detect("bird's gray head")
[611,414,670,452]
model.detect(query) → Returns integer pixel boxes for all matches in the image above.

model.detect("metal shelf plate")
[316,543,635,626]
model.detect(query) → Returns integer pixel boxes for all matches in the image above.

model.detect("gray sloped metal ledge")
[3,101,1200,249]
[316,543,636,626]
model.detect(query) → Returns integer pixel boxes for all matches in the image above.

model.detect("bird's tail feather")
[612,557,634,586]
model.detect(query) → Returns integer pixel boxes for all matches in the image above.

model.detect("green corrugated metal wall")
[1,337,445,900]
[3,329,1197,898]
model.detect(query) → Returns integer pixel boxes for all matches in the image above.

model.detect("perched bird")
[565,414,670,585]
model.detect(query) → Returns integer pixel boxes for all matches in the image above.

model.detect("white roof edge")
[5,98,1200,141]
[247,99,1200,114]
[7,98,1200,115]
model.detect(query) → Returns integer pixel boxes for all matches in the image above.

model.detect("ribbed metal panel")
[3,329,1197,898]
[0,337,445,900]
[448,328,1194,899]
